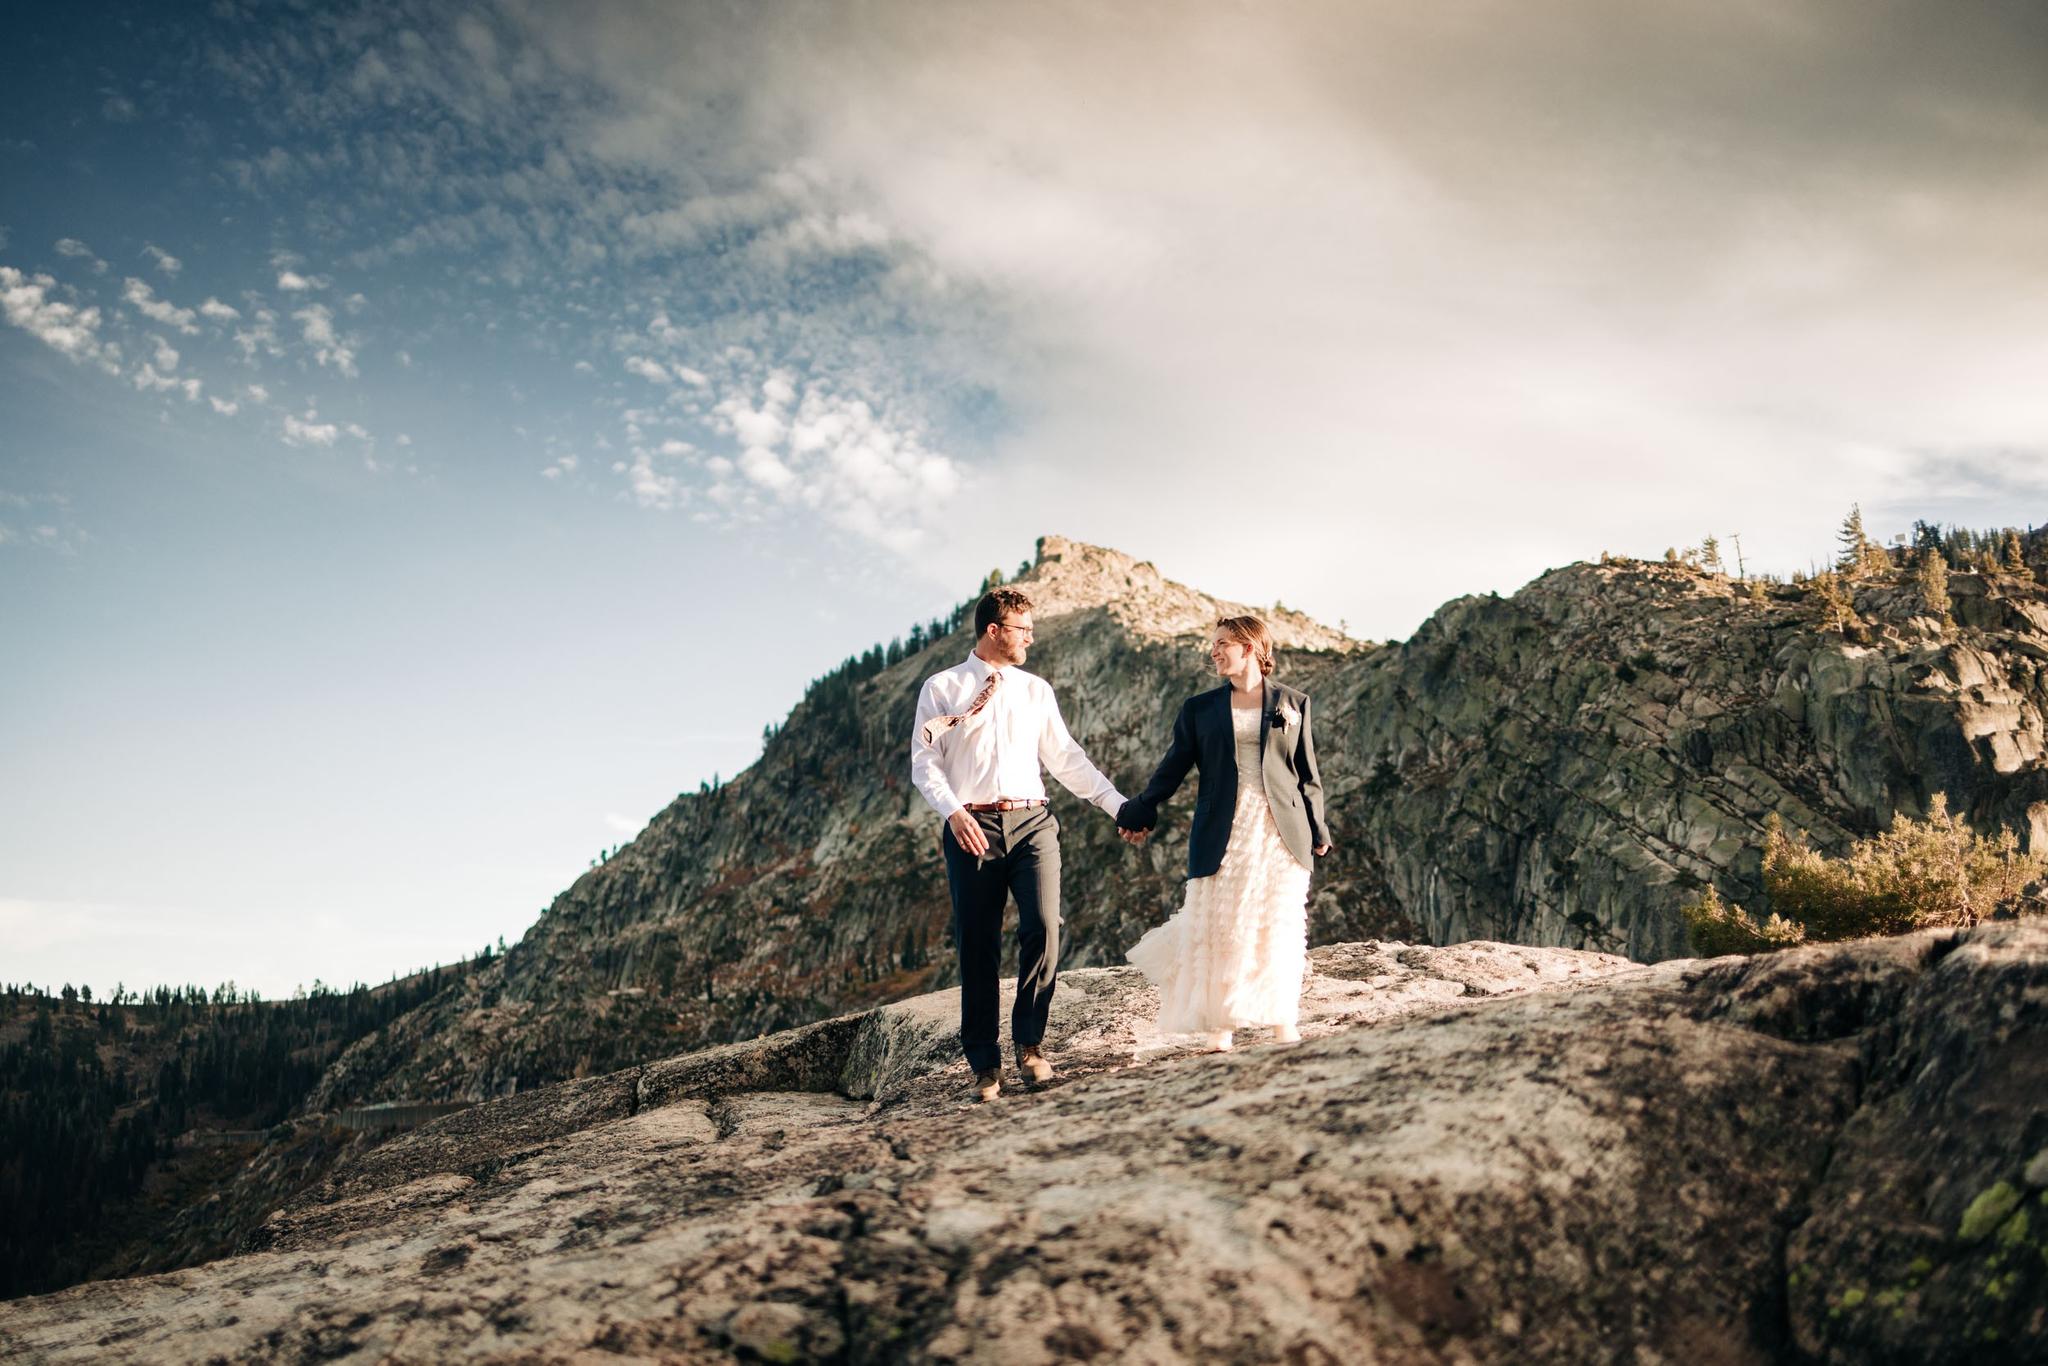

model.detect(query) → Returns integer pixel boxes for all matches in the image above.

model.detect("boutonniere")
[1272,702,1300,729]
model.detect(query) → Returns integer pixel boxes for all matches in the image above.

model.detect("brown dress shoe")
[1016,1045,1055,1087]
[973,1067,1002,1102]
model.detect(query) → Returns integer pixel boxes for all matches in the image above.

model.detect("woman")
[1117,614,1332,1050]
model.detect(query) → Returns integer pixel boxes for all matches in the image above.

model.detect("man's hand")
[1120,827,1150,847]
[947,808,991,857]
[1313,842,1332,857]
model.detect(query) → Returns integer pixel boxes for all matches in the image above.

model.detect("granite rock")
[5,928,2041,1364]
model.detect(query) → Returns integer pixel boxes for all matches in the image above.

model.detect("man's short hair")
[974,587,1034,637]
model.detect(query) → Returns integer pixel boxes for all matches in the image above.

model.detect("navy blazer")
[1118,680,1330,879]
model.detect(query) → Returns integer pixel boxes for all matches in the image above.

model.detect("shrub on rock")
[1682,798,2046,955]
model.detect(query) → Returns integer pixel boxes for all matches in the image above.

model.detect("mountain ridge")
[309,533,2048,1108]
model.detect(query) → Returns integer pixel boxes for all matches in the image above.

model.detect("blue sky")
[5,0,2047,995]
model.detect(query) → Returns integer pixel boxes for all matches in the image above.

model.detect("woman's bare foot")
[1273,1024,1301,1044]
[1204,1030,1234,1052]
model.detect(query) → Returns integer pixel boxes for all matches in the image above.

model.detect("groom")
[911,587,1129,1102]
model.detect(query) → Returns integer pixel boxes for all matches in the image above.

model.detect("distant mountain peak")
[1022,534,1359,650]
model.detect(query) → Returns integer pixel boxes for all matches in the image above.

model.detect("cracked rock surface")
[5,926,2041,1363]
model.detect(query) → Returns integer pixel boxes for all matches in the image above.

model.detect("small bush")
[1682,797,2046,955]
[1680,885,1807,955]
[1764,797,2043,938]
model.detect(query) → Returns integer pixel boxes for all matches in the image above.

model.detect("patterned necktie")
[920,668,1001,747]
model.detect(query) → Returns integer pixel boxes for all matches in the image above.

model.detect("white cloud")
[209,395,240,416]
[648,312,684,346]
[247,384,271,403]
[282,410,340,446]
[122,278,200,335]
[0,266,106,359]
[746,209,893,270]
[85,0,2043,610]
[294,303,358,376]
[737,444,796,494]
[573,358,594,374]
[625,447,688,509]
[0,492,84,556]
[143,244,182,276]
[277,270,327,292]
[151,337,179,371]
[199,297,240,321]
[53,238,94,259]
[101,92,137,123]
[669,373,962,550]
[478,0,2048,617]
[715,385,789,450]
[132,364,202,401]
[234,309,281,360]
[542,453,578,480]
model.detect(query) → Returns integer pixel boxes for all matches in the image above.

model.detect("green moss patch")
[1959,1183,2023,1243]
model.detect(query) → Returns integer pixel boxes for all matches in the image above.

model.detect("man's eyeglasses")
[996,621,1035,638]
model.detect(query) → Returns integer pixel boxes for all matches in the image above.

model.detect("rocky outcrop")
[5,927,2041,1364]
[305,536,1384,1109]
[1343,561,2048,960]
[309,540,2048,1107]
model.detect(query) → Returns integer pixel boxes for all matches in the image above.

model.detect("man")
[911,586,1128,1101]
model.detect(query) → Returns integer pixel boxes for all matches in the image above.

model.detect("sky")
[5,0,2047,996]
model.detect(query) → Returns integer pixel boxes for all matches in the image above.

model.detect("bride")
[1117,614,1332,1050]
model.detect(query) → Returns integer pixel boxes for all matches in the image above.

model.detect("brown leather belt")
[963,798,1047,812]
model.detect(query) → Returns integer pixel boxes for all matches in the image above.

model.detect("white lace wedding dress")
[1127,703,1311,1033]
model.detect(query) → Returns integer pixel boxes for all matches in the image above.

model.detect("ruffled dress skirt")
[1127,777,1311,1032]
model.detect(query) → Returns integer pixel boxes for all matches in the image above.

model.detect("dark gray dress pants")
[941,805,1060,1073]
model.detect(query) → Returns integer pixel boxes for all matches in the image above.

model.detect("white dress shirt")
[911,652,1125,821]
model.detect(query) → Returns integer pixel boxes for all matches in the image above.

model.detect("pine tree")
[1837,504,1874,575]
[2000,530,2031,579]
[1701,536,1722,573]
[1916,548,1951,623]
[1811,570,1853,632]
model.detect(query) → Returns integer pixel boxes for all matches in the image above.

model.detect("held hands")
[946,808,991,857]
[1113,797,1152,848]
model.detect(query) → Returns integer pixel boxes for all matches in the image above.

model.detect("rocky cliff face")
[1346,561,2048,960]
[308,539,2048,1106]
[7,926,2042,1364]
